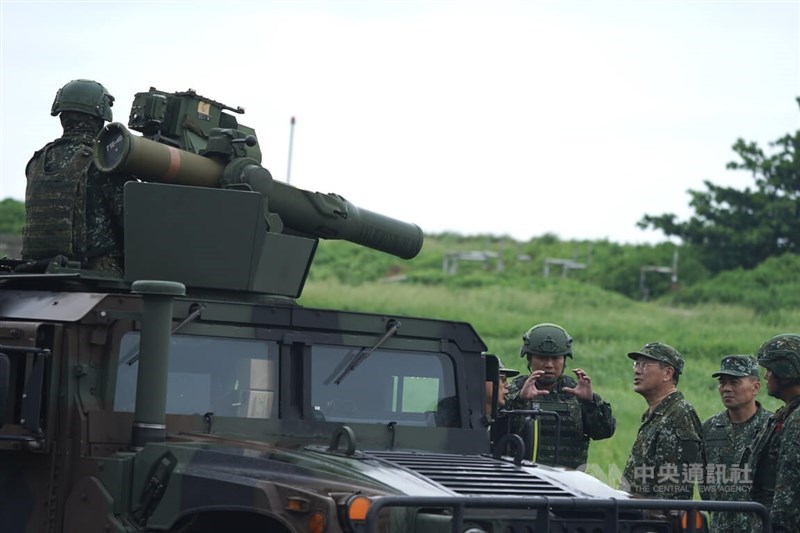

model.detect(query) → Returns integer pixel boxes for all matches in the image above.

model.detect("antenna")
[286,116,296,184]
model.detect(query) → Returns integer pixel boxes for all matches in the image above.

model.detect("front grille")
[367,451,574,497]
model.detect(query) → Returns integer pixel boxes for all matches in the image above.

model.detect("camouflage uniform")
[702,403,770,531]
[22,81,127,274]
[506,374,615,469]
[746,334,800,533]
[701,355,772,533]
[622,391,703,499]
[747,398,800,533]
[622,343,703,500]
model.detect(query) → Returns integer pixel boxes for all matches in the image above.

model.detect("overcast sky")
[1,1,798,244]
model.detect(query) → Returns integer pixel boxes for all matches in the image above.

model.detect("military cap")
[712,355,759,378]
[498,359,520,378]
[627,342,684,375]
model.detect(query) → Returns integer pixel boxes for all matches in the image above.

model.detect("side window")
[114,334,278,418]
[310,345,458,426]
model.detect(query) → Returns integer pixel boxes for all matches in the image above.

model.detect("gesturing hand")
[519,370,551,400]
[562,368,594,401]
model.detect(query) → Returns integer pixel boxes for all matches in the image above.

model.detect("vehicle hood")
[137,436,628,501]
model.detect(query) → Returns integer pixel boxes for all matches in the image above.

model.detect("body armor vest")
[748,397,800,508]
[22,137,93,261]
[704,420,741,465]
[533,392,587,469]
[705,406,769,469]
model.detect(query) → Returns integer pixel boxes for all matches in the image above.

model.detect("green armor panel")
[532,392,587,469]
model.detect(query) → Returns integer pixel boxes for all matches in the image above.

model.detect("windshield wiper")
[326,319,401,385]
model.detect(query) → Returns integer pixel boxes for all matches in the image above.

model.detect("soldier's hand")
[520,370,550,400]
[563,368,594,401]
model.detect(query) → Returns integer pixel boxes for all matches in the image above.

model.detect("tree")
[0,198,25,234]
[638,98,800,273]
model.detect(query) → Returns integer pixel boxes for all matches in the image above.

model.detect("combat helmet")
[757,333,800,378]
[51,79,114,121]
[520,323,573,359]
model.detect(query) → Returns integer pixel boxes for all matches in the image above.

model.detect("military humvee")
[0,88,770,532]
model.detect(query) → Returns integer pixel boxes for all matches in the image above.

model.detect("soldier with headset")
[505,323,616,469]
[22,79,128,274]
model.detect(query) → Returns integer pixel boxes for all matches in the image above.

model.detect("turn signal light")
[285,496,310,513]
[308,511,326,533]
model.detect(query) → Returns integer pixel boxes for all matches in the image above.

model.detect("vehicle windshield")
[114,334,460,427]
[114,333,278,418]
[310,344,459,427]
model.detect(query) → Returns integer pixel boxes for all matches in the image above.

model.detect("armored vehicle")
[0,88,769,532]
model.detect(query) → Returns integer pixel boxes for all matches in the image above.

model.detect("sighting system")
[127,87,260,160]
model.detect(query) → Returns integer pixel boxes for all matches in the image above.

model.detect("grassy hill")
[299,235,798,487]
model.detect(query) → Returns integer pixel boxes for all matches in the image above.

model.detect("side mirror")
[0,353,9,429]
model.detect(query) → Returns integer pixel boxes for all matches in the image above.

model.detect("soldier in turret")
[746,334,800,533]
[505,323,616,469]
[22,79,127,274]
[701,355,771,532]
[621,342,703,500]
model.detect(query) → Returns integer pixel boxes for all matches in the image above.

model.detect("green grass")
[298,278,789,488]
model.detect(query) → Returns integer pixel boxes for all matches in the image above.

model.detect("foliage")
[310,242,402,284]
[582,241,709,300]
[309,234,708,301]
[669,253,800,315]
[639,98,800,273]
[0,198,25,234]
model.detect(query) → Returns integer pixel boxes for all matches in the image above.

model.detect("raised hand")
[519,370,551,400]
[562,368,594,400]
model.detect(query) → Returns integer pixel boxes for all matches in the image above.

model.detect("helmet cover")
[520,323,573,359]
[51,79,114,121]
